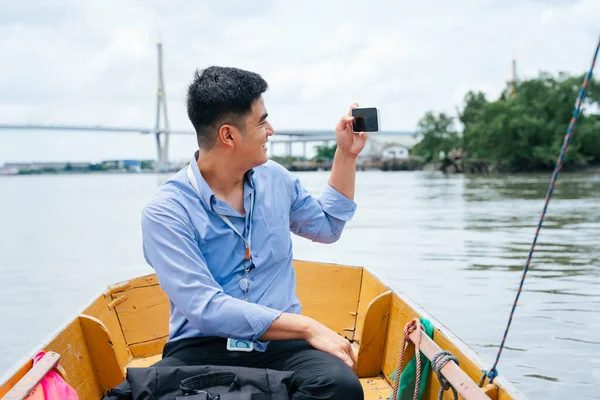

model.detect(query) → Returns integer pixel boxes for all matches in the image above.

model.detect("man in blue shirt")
[141,66,368,399]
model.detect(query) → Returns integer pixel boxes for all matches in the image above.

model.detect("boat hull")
[0,260,524,400]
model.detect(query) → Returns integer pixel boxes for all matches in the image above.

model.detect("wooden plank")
[103,282,131,297]
[107,274,159,294]
[83,294,131,368]
[1,352,60,400]
[114,285,170,345]
[294,260,363,340]
[355,291,392,378]
[430,331,487,389]
[45,319,103,400]
[79,315,126,393]
[381,294,421,383]
[360,376,393,400]
[408,328,490,400]
[108,295,128,311]
[125,354,162,370]
[129,336,168,358]
[0,320,102,400]
[355,269,389,342]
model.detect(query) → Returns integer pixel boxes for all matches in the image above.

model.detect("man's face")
[236,96,274,168]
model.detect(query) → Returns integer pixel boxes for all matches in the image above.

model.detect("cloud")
[0,0,598,162]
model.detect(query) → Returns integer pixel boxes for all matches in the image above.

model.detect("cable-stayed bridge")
[0,43,419,170]
[0,123,417,163]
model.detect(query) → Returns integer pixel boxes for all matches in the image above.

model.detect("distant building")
[1,164,21,175]
[65,162,92,171]
[381,145,409,160]
[1,162,80,175]
[121,160,141,172]
[0,161,90,174]
[357,132,420,163]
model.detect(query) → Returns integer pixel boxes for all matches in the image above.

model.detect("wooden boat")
[0,261,525,400]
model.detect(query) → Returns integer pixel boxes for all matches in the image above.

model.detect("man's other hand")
[260,313,356,371]
[305,318,356,371]
[334,103,368,159]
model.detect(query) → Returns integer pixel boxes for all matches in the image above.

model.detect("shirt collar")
[189,151,256,210]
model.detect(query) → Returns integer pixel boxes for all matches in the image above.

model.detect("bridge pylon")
[154,41,171,171]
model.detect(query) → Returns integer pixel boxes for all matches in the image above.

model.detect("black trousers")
[155,337,364,400]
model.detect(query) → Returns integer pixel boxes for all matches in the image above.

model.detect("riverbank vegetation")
[411,71,600,172]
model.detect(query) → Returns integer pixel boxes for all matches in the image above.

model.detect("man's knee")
[329,366,363,400]
[293,363,364,400]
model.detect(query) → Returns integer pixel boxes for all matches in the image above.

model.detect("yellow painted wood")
[79,315,126,393]
[382,294,420,383]
[360,375,393,400]
[381,294,500,400]
[355,291,393,378]
[483,384,499,399]
[355,269,389,342]
[103,281,131,297]
[45,319,103,400]
[82,293,131,367]
[129,336,168,358]
[0,362,32,398]
[105,275,159,294]
[125,354,163,370]
[0,261,521,400]
[107,294,128,311]
[113,284,170,345]
[294,260,363,339]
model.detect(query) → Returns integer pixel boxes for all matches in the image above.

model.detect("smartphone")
[352,107,380,133]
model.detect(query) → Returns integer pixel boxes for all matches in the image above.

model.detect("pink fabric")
[32,351,79,400]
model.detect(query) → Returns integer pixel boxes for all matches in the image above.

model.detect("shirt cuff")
[318,184,357,221]
[244,304,282,345]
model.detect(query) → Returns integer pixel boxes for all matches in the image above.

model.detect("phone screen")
[352,107,379,133]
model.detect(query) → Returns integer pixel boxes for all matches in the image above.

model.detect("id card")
[226,338,254,352]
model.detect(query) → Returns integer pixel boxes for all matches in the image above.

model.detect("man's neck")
[196,149,247,197]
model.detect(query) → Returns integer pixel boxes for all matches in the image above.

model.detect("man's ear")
[217,124,236,148]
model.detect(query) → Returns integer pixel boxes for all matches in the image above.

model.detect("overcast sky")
[0,0,598,163]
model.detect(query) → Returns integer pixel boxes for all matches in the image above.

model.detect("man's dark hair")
[186,66,268,149]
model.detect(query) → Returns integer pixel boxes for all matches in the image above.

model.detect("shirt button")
[212,199,216,205]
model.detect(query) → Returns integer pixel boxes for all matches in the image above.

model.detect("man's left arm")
[287,104,368,243]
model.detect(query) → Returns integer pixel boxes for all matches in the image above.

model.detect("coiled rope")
[392,318,423,400]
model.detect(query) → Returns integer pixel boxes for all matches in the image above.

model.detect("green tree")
[313,144,337,163]
[455,71,600,171]
[411,112,459,163]
[140,160,155,170]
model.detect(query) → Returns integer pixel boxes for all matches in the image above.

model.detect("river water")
[0,170,598,398]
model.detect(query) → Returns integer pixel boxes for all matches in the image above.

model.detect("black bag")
[103,365,294,400]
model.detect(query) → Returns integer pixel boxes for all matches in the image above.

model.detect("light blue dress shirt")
[141,152,357,351]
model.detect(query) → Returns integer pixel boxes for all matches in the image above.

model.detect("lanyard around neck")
[187,164,255,262]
